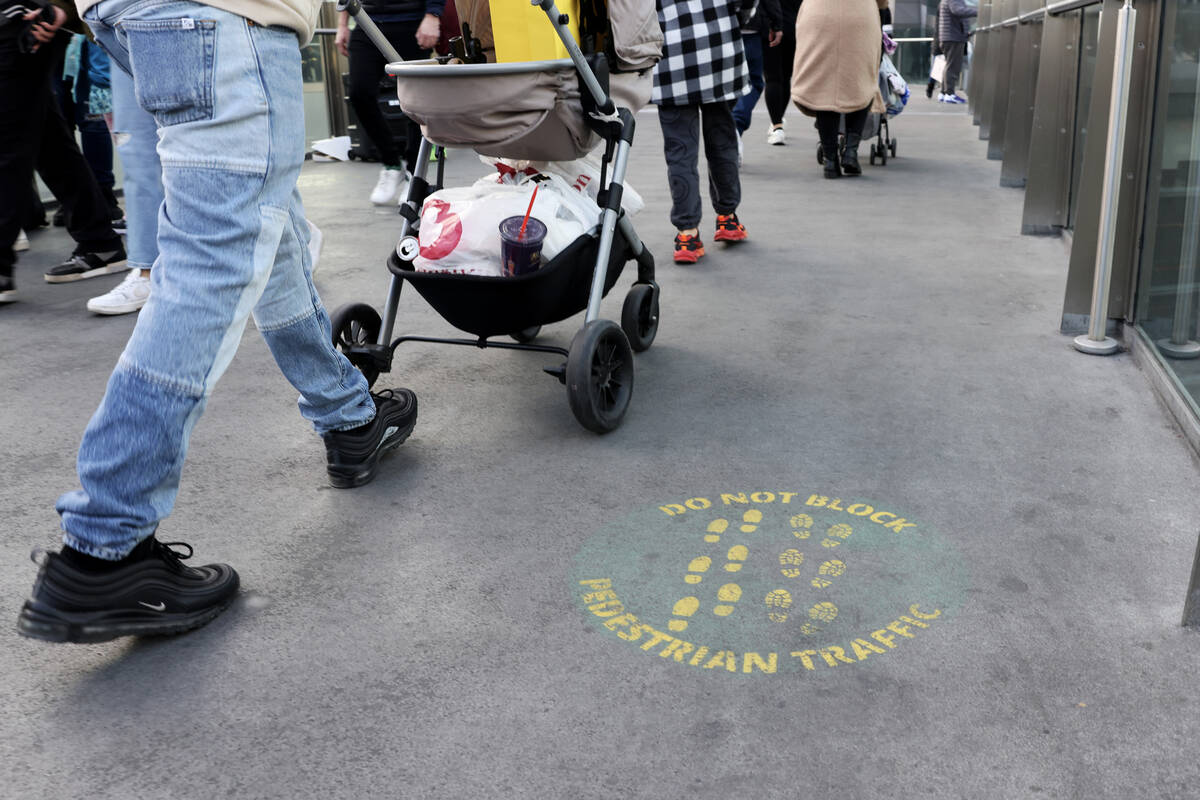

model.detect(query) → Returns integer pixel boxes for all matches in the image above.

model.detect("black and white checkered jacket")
[651,0,748,107]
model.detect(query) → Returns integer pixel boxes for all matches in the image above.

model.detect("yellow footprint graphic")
[822,523,854,548]
[707,509,763,542]
[669,597,699,632]
[704,518,728,543]
[684,556,712,584]
[778,548,805,578]
[809,601,839,623]
[713,584,742,617]
[765,589,792,623]
[724,545,749,572]
[790,513,814,539]
[811,559,846,589]
[739,509,763,532]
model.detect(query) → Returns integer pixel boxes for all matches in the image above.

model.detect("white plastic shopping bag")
[413,175,597,275]
[930,54,947,85]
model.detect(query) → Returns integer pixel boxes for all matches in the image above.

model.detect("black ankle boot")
[822,145,842,179]
[841,134,862,176]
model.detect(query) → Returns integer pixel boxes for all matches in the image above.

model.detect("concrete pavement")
[3,100,1199,799]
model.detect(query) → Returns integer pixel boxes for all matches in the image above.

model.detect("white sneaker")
[87,270,150,315]
[306,219,323,274]
[766,125,786,146]
[395,169,414,206]
[369,167,407,205]
[737,134,744,167]
[938,93,949,103]
[14,230,29,252]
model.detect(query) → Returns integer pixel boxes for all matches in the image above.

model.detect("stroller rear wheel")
[566,320,634,434]
[621,284,659,353]
[330,302,382,388]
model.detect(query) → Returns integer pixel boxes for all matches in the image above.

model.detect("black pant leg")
[32,38,119,251]
[701,101,740,216]
[815,111,841,152]
[349,22,430,170]
[844,105,871,140]
[657,104,703,230]
[0,37,42,275]
[388,26,431,173]
[349,27,401,166]
[763,27,796,126]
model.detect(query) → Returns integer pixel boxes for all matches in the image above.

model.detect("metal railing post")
[1074,0,1136,356]
[1185,532,1200,627]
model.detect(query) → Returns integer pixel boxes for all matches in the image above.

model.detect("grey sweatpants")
[657,101,741,230]
[943,41,966,95]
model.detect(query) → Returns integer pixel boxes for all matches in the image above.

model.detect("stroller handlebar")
[386,59,575,78]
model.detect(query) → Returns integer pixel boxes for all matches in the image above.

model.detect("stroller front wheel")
[330,302,383,388]
[621,283,660,353]
[566,320,634,434]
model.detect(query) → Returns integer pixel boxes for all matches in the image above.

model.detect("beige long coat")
[791,0,888,116]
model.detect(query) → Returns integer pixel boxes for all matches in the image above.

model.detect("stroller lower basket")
[392,230,630,339]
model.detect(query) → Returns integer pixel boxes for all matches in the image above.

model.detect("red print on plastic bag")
[418,199,463,260]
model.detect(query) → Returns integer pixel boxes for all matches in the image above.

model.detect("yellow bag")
[488,0,580,62]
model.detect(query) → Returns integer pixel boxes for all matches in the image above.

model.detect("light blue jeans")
[110,65,161,270]
[60,0,376,559]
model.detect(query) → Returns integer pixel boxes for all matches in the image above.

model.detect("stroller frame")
[331,0,660,434]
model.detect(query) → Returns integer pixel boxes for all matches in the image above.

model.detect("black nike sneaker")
[44,246,127,283]
[324,388,418,488]
[16,536,239,644]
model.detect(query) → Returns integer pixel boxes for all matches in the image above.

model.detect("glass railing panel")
[1067,4,1101,230]
[1136,2,1200,416]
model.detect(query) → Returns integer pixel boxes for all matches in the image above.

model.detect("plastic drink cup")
[499,215,547,277]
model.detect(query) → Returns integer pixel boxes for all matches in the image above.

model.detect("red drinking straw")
[519,184,539,240]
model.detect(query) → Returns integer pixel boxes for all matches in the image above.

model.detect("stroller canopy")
[390,0,662,161]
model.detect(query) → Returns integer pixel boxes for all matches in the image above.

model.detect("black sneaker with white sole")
[0,275,15,304]
[16,536,239,644]
[324,388,418,488]
[44,247,127,283]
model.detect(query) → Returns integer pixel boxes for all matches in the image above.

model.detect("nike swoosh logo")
[138,601,166,612]
[374,425,400,455]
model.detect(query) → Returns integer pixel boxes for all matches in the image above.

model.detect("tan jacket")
[791,0,887,116]
[75,0,322,42]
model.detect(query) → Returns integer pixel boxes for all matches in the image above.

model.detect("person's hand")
[23,5,66,51]
[335,24,350,57]
[768,29,783,47]
[415,13,439,50]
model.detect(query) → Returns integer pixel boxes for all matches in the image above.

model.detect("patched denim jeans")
[58,0,375,559]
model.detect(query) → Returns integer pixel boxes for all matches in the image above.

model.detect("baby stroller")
[815,53,907,167]
[330,0,663,433]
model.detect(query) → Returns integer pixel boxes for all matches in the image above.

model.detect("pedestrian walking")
[336,0,443,205]
[732,0,784,163]
[0,0,125,304]
[790,0,891,178]
[17,0,417,644]
[938,0,976,104]
[653,0,750,264]
[763,0,800,146]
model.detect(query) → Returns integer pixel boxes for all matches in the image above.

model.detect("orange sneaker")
[713,213,748,242]
[673,232,705,264]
